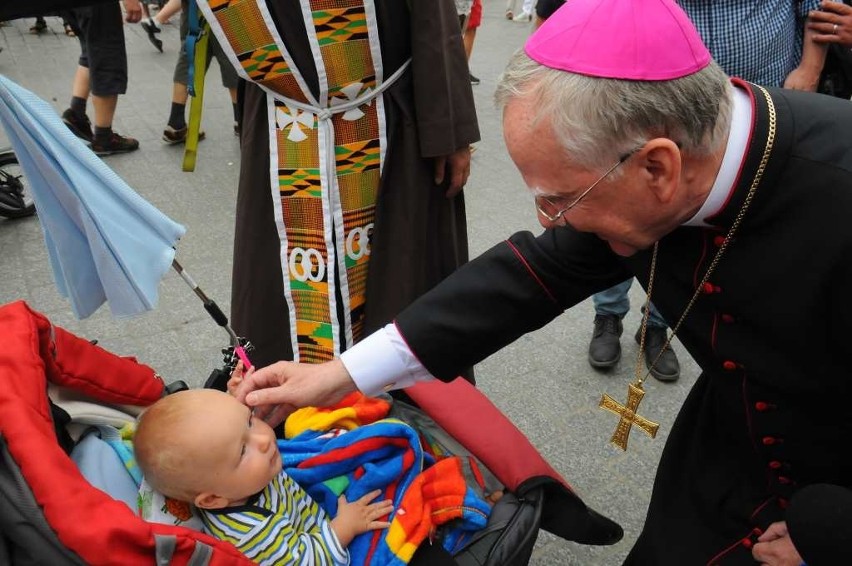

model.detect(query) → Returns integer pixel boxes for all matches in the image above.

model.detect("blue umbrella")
[0,75,186,319]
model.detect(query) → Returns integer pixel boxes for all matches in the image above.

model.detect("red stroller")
[0,301,621,565]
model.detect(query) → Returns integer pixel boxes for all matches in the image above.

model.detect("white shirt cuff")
[339,324,435,396]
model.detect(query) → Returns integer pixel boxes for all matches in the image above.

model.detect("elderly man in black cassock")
[235,0,852,564]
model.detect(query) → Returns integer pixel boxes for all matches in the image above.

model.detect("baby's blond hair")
[135,391,210,502]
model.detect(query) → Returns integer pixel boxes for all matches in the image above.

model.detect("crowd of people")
[3,0,852,564]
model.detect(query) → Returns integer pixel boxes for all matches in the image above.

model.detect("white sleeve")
[339,324,436,396]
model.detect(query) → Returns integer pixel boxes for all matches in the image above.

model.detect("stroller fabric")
[0,301,253,565]
[0,300,622,565]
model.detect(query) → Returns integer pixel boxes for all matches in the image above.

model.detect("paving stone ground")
[0,4,699,563]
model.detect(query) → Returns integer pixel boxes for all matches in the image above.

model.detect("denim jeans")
[593,279,668,329]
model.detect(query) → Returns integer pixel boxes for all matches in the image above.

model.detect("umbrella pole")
[171,258,238,346]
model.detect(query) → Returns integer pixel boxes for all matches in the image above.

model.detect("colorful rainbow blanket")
[280,394,491,564]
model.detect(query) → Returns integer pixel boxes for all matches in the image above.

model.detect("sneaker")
[469,73,480,85]
[141,20,163,53]
[636,327,680,382]
[588,314,623,369]
[61,109,94,144]
[234,121,241,136]
[162,125,206,145]
[91,132,140,156]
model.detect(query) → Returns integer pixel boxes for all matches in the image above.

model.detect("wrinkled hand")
[784,66,821,91]
[123,0,143,23]
[433,146,472,198]
[233,359,357,427]
[330,490,393,546]
[752,522,804,566]
[809,1,852,47]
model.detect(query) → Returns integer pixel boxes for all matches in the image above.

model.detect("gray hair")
[495,49,733,170]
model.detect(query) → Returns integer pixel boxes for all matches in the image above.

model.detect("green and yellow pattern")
[200,0,387,362]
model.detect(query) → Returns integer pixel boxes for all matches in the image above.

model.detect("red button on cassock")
[769,461,782,470]
[762,436,777,445]
[741,538,753,549]
[721,313,735,323]
[713,235,726,247]
[703,282,715,294]
[723,360,737,371]
[755,402,769,411]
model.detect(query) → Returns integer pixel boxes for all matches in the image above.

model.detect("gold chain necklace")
[599,85,777,450]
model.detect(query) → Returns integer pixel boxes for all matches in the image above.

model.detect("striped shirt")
[200,471,349,565]
[677,0,821,86]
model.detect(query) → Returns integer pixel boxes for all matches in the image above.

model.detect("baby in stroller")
[135,388,393,565]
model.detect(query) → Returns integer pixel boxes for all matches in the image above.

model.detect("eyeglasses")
[534,147,642,223]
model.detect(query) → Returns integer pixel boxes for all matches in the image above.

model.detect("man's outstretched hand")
[233,359,358,427]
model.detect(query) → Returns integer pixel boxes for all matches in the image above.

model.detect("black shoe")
[91,132,140,156]
[635,326,680,382]
[141,20,163,53]
[469,73,480,85]
[162,125,205,145]
[29,19,48,34]
[61,109,94,144]
[588,314,623,369]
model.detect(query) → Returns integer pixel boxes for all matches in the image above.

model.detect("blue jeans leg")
[646,301,669,329]
[593,279,632,318]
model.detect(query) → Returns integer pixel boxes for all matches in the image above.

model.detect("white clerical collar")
[683,84,752,227]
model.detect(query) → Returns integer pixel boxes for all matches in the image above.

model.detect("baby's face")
[187,391,282,506]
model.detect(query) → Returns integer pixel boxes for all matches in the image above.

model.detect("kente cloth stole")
[200,0,399,363]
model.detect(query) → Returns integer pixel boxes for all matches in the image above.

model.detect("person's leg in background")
[61,3,139,155]
[210,30,240,135]
[505,0,518,19]
[639,302,680,382]
[29,16,48,34]
[163,0,238,143]
[62,18,95,146]
[163,0,201,143]
[141,0,182,52]
[463,0,482,85]
[588,279,632,369]
[512,0,535,22]
[588,278,681,381]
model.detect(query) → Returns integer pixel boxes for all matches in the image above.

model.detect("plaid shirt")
[678,0,821,86]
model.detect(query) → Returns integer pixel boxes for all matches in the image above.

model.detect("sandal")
[63,22,76,37]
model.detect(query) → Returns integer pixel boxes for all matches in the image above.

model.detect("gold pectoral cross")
[599,382,660,451]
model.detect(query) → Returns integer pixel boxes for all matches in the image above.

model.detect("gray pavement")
[0,4,699,564]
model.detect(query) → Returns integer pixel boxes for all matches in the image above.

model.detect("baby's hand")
[330,489,393,547]
[227,361,253,397]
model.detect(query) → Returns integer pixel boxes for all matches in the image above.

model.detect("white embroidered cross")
[275,104,315,142]
[330,82,373,121]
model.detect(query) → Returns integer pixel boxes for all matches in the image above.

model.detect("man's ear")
[195,492,230,510]
[639,138,681,203]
